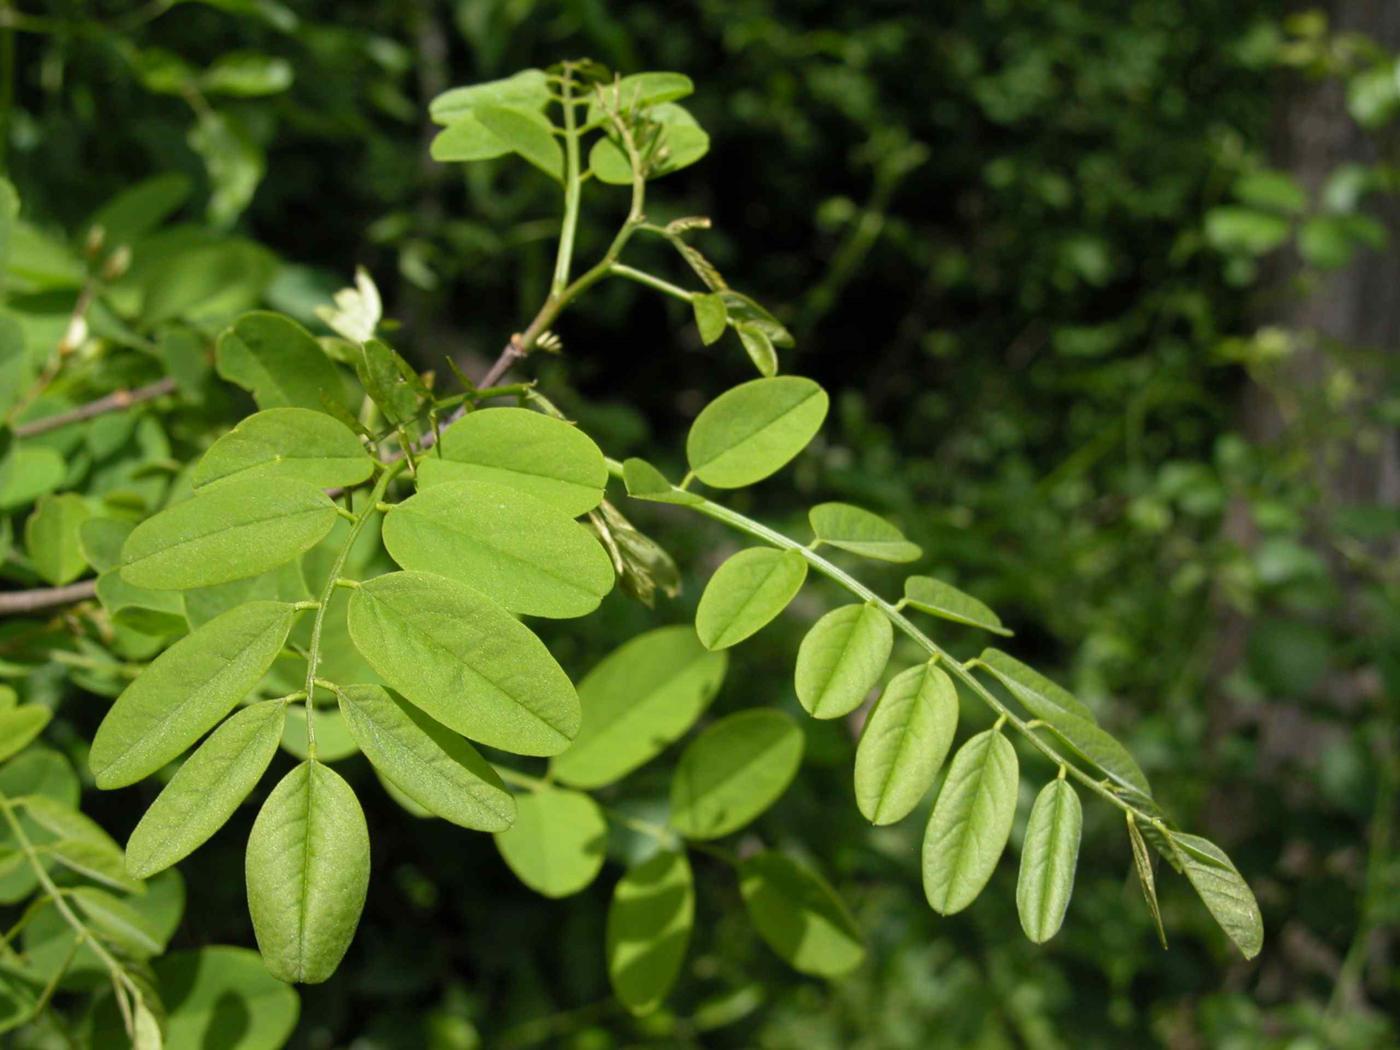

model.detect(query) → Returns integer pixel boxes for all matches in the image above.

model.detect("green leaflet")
[346,571,580,756]
[0,446,65,511]
[853,662,959,825]
[246,761,369,984]
[692,292,727,345]
[25,493,92,584]
[79,516,133,573]
[493,787,606,898]
[586,71,695,123]
[89,601,295,788]
[89,172,191,246]
[591,103,710,183]
[902,576,1012,636]
[738,852,866,978]
[977,648,1151,797]
[424,407,608,517]
[976,648,1096,722]
[125,701,286,878]
[607,849,695,1015]
[69,887,166,957]
[669,709,804,840]
[215,312,344,413]
[96,569,187,636]
[808,502,921,563]
[1016,779,1082,944]
[430,118,512,163]
[20,795,138,893]
[382,480,615,619]
[0,705,51,763]
[1127,814,1168,948]
[794,603,893,719]
[430,69,549,124]
[1170,832,1264,960]
[192,408,373,490]
[120,477,338,590]
[685,377,829,489]
[621,457,702,506]
[552,626,727,789]
[922,728,1019,915]
[695,547,808,650]
[475,104,563,179]
[737,326,777,377]
[336,684,515,832]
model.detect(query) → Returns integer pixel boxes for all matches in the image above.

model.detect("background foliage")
[1,0,1396,1047]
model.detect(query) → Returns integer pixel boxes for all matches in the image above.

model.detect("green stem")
[604,460,1154,826]
[302,459,408,755]
[551,69,583,296]
[0,796,142,1036]
[608,263,692,303]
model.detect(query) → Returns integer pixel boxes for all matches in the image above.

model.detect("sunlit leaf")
[607,849,694,1015]
[215,312,344,413]
[25,493,91,585]
[1170,832,1263,960]
[246,761,369,984]
[192,408,373,490]
[475,105,563,179]
[794,603,892,719]
[493,787,606,898]
[621,457,702,505]
[922,729,1018,915]
[695,547,807,650]
[0,706,51,763]
[854,661,958,825]
[686,377,828,489]
[902,576,1011,636]
[692,293,727,345]
[808,503,921,563]
[738,852,865,977]
[1016,779,1082,944]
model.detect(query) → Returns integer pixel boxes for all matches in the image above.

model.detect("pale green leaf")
[590,103,710,183]
[430,69,549,124]
[552,626,727,789]
[346,570,580,756]
[738,852,865,977]
[903,576,1011,636]
[854,662,958,825]
[215,312,344,412]
[620,457,702,505]
[737,326,777,377]
[669,710,804,840]
[80,517,134,574]
[475,104,562,179]
[587,72,694,124]
[1128,814,1168,948]
[70,887,166,957]
[1170,832,1263,960]
[125,700,286,878]
[430,118,510,163]
[193,408,373,490]
[686,377,828,489]
[90,601,295,788]
[424,407,607,516]
[692,293,727,345]
[0,446,65,510]
[25,493,91,585]
[795,603,892,719]
[337,683,514,832]
[808,503,921,563]
[607,849,694,1015]
[95,570,186,636]
[0,706,51,763]
[976,648,1096,722]
[382,480,614,618]
[695,547,807,650]
[1016,779,1082,944]
[922,729,1019,915]
[246,761,369,984]
[21,796,138,893]
[120,477,338,590]
[493,787,606,898]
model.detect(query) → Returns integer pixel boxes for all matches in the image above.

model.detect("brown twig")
[0,580,98,616]
[13,378,178,438]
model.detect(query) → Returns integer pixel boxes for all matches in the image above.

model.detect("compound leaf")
[346,571,580,756]
[246,761,369,984]
[607,849,694,1015]
[336,683,514,832]
[686,377,828,489]
[493,787,606,898]
[854,661,959,825]
[382,480,614,618]
[192,408,373,490]
[738,852,865,978]
[90,601,295,788]
[922,729,1018,915]
[552,626,727,789]
[795,603,892,719]
[669,710,803,840]
[695,547,807,650]
[1016,779,1082,944]
[125,700,286,878]
[120,477,338,590]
